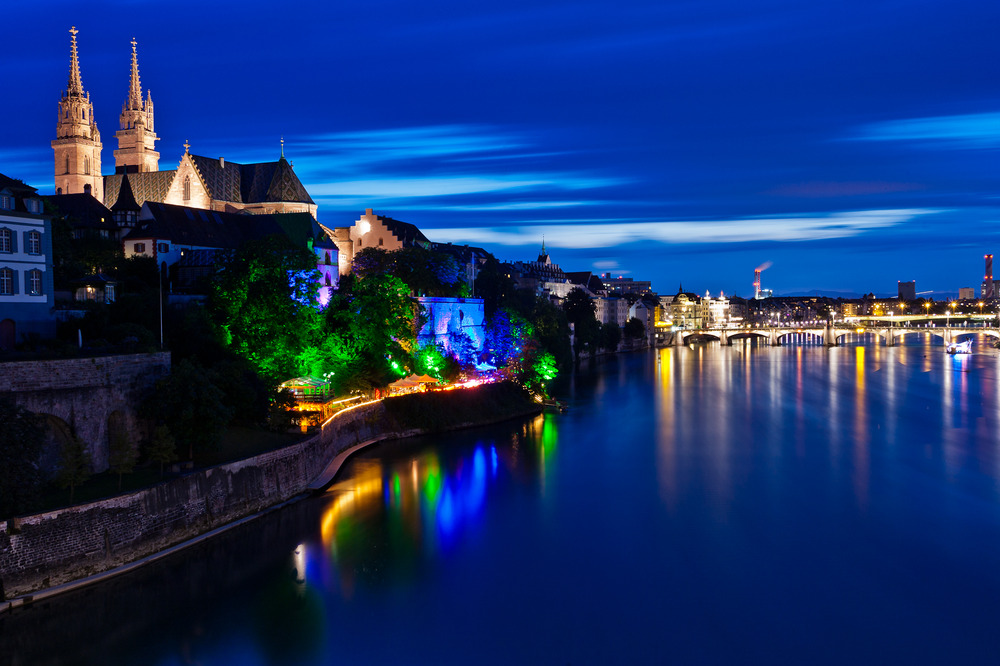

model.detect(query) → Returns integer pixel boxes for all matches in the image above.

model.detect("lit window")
[0,268,12,295]
[27,231,41,255]
[0,229,11,253]
[28,269,42,296]
[134,242,146,253]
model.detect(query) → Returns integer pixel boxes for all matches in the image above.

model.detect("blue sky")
[2,0,998,297]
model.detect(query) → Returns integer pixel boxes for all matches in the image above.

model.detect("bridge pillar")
[770,329,781,346]
[719,329,728,346]
[885,327,895,347]
[943,328,953,345]
[825,320,837,346]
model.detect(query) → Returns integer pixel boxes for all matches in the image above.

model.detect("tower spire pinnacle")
[280,136,285,159]
[127,37,142,109]
[67,26,83,95]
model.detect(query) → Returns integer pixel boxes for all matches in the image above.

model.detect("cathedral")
[52,27,316,218]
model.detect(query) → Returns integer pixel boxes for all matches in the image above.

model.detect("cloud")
[423,209,937,248]
[849,112,1000,148]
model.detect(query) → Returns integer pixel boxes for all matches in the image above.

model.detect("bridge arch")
[774,331,825,345]
[725,331,769,345]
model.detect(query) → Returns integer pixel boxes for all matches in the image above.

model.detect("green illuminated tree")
[208,235,323,384]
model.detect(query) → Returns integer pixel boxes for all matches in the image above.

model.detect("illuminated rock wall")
[416,297,486,356]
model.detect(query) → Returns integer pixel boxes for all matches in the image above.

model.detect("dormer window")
[0,195,11,210]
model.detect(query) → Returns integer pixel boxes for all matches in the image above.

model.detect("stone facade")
[0,353,170,475]
[416,297,487,354]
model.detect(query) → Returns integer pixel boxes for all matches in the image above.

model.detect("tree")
[108,431,138,490]
[624,317,645,341]
[0,397,45,519]
[57,436,92,504]
[563,287,599,361]
[143,359,233,461]
[208,235,324,384]
[146,425,178,476]
[601,321,621,350]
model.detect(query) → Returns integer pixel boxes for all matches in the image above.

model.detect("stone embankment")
[0,382,538,601]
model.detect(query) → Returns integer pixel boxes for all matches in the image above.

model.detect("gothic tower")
[52,27,103,200]
[113,38,159,174]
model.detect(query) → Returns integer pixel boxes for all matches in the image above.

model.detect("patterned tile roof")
[104,171,175,208]
[190,155,315,205]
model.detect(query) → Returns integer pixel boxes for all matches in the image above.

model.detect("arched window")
[65,156,70,175]
[325,251,332,265]
[84,183,92,196]
[57,187,63,195]
[84,155,90,175]
[82,108,86,120]
[325,273,331,286]
[183,176,191,201]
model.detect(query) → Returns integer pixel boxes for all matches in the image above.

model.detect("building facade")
[0,175,55,349]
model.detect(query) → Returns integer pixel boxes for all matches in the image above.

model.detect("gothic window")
[84,184,92,195]
[325,251,332,265]
[183,176,191,201]
[57,187,63,195]
[0,268,13,295]
[325,273,331,286]
[84,156,90,175]
[0,229,11,253]
[82,109,86,120]
[27,231,41,255]
[28,269,42,296]
[65,156,70,175]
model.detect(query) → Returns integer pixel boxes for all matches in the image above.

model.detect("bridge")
[665,320,1000,347]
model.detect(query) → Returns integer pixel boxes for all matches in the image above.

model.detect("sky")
[1,0,998,298]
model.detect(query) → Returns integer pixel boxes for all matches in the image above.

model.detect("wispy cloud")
[849,112,1000,148]
[424,209,936,248]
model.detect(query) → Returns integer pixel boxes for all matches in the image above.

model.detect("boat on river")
[947,339,973,355]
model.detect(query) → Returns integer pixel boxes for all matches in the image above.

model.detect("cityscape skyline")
[1,1,997,297]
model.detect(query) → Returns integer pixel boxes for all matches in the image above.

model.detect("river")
[4,336,1000,664]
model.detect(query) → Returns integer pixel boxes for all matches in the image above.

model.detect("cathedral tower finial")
[67,26,83,95]
[280,136,285,159]
[128,38,142,109]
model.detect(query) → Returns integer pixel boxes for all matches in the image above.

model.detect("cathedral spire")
[127,38,142,110]
[67,26,84,96]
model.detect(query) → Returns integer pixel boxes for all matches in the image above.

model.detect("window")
[84,184,92,196]
[28,269,42,296]
[183,176,191,201]
[27,231,41,255]
[84,155,90,175]
[0,229,11,253]
[65,156,70,175]
[158,243,170,253]
[378,237,384,246]
[134,242,146,253]
[0,268,13,295]
[325,251,331,265]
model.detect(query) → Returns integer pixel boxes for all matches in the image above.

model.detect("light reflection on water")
[9,340,1000,665]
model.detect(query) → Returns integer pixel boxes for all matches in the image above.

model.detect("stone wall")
[0,352,171,474]
[0,400,390,599]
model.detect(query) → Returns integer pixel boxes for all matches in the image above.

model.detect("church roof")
[104,171,175,208]
[124,201,313,250]
[189,155,315,205]
[110,173,140,212]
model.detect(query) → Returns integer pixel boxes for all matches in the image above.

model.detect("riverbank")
[0,381,540,602]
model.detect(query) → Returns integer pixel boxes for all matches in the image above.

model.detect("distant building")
[327,208,431,277]
[959,287,975,301]
[601,275,652,296]
[595,296,628,327]
[0,174,55,349]
[898,280,916,301]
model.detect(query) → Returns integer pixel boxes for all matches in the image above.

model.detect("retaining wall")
[0,400,390,599]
